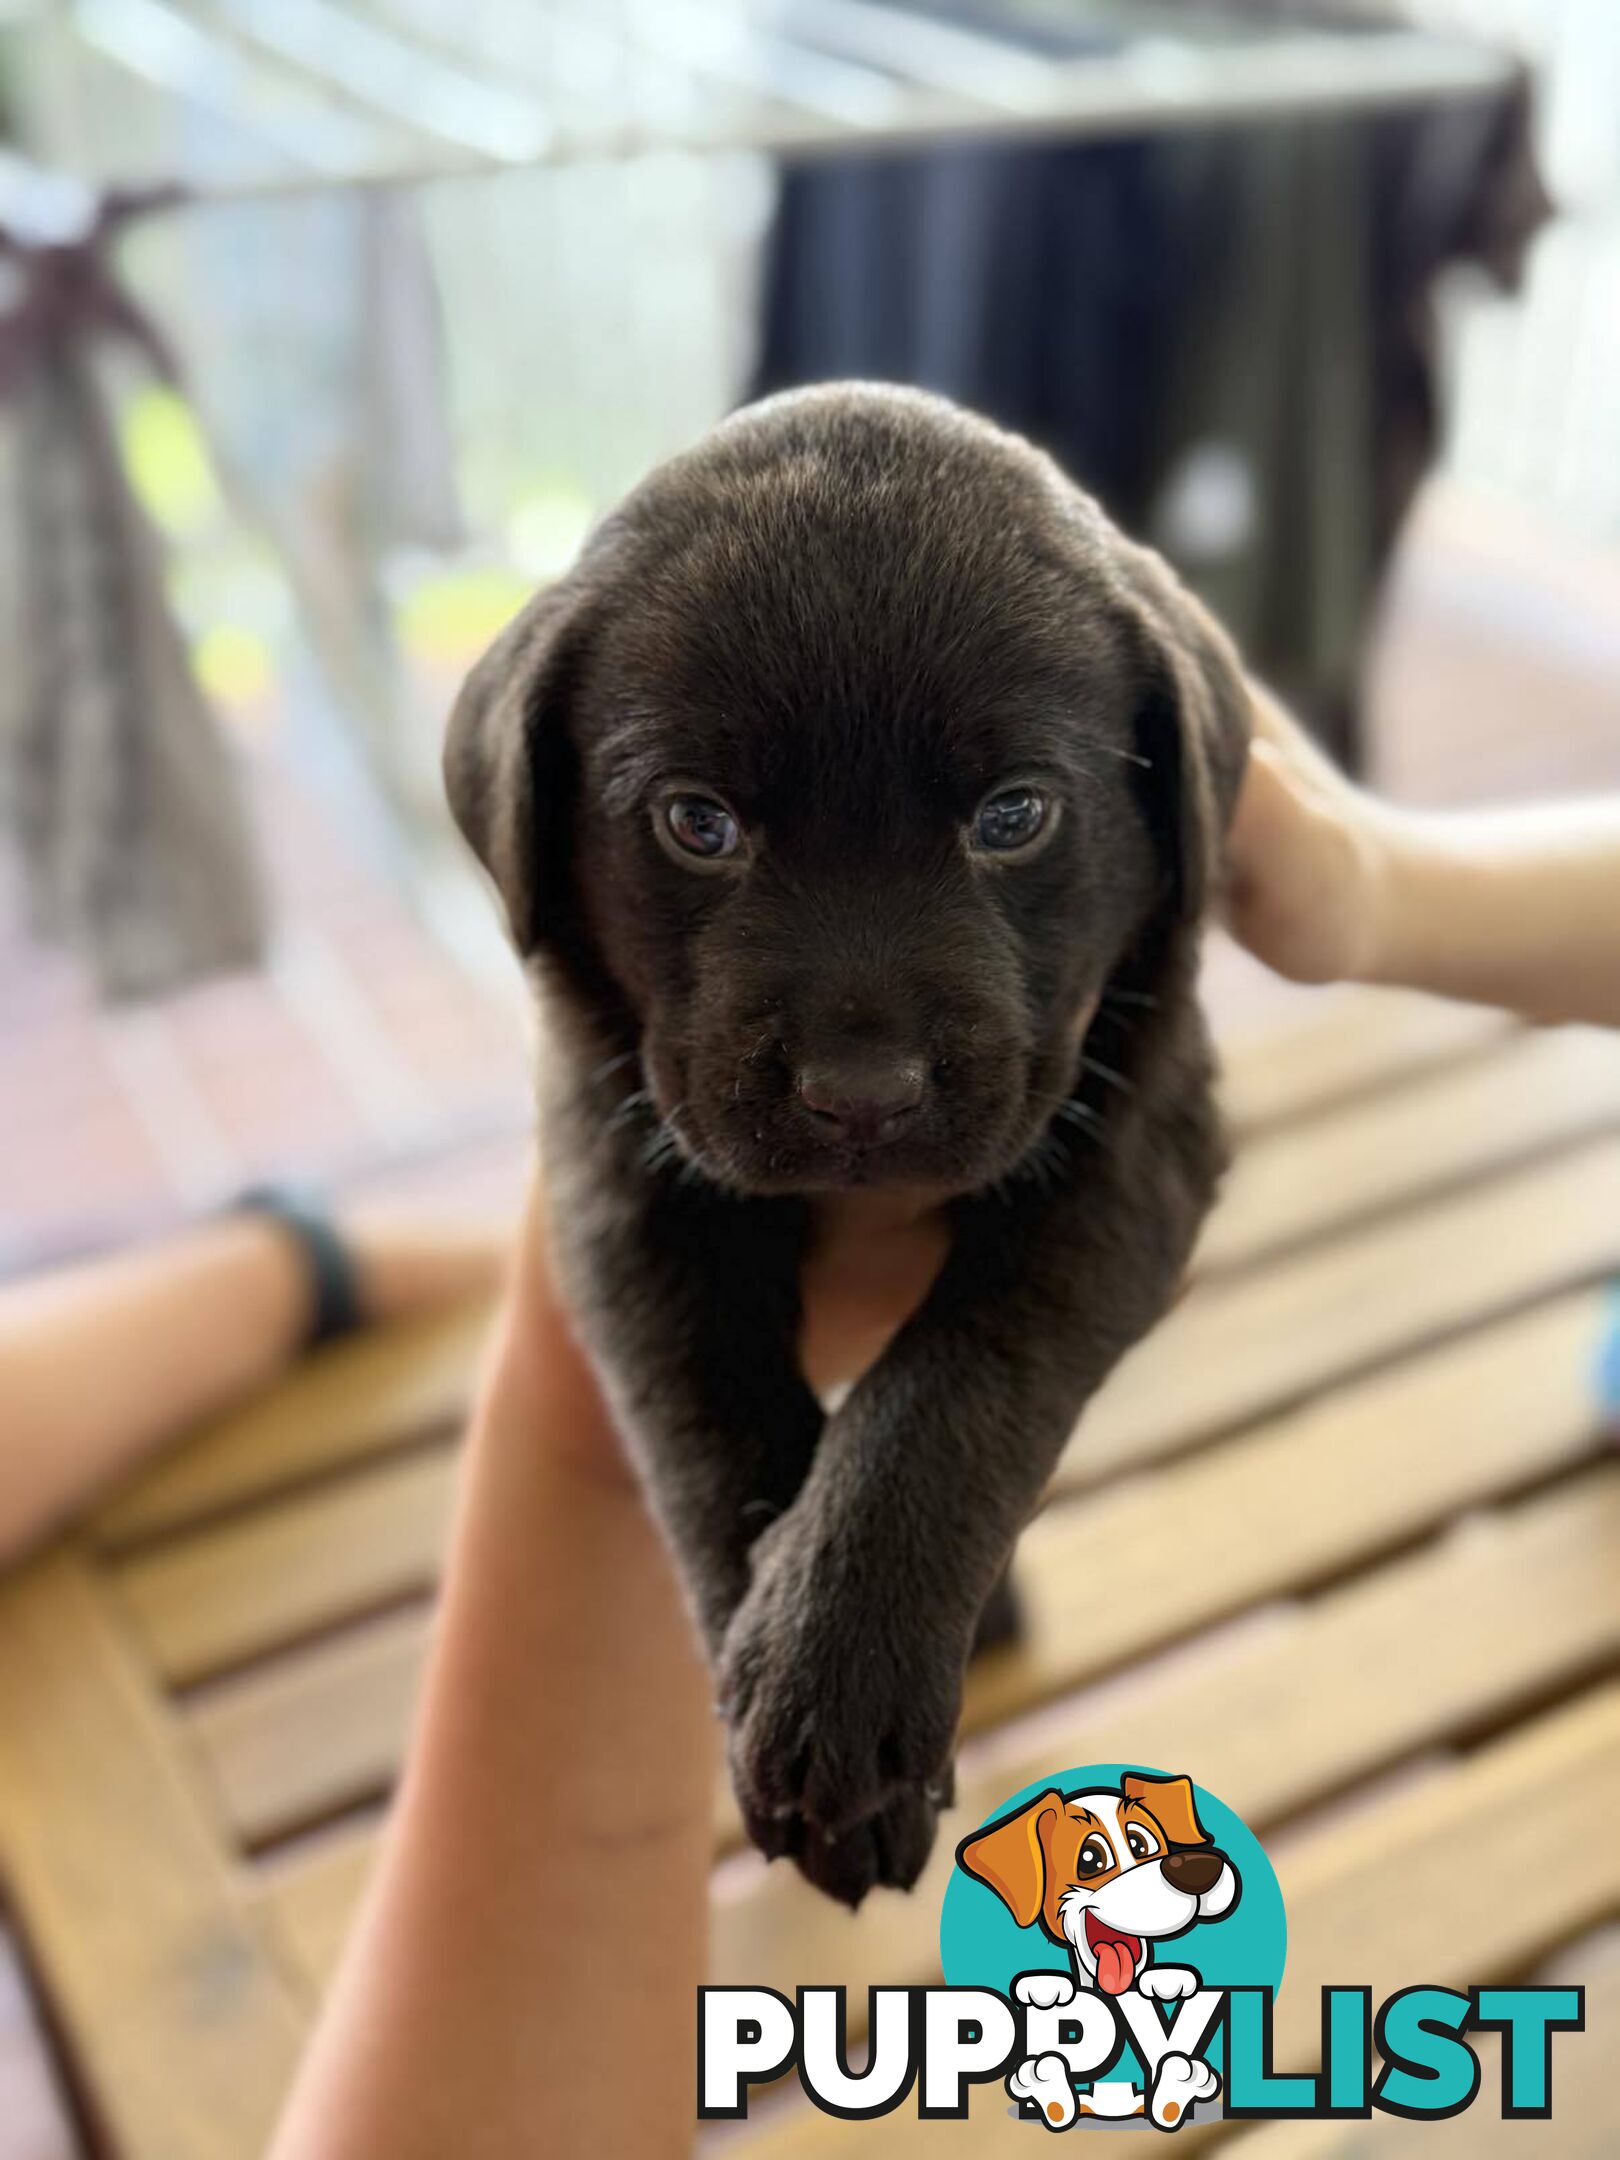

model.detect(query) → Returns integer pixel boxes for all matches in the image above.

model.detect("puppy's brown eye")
[665,795,740,862]
[1077,1835,1114,1877]
[972,785,1051,856]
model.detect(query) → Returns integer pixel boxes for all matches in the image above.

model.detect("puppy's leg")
[544,1093,823,1662]
[719,1019,1223,1892]
[1138,1968,1200,2003]
[971,1564,1023,1656]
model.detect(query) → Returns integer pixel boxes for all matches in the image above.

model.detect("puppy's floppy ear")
[442,571,595,959]
[1122,1772,1212,1850]
[956,1790,1062,1929]
[1113,539,1250,922]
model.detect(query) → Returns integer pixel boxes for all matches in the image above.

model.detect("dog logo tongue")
[1085,1911,1144,1996]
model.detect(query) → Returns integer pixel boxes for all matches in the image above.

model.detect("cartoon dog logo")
[957,1772,1240,2130]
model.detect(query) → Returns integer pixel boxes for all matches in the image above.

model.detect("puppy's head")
[957,1774,1240,1994]
[446,385,1247,1194]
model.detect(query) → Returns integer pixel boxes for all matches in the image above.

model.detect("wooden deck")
[0,985,1617,2156]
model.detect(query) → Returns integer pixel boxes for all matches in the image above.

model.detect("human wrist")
[1356,806,1468,995]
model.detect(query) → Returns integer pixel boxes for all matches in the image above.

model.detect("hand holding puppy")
[1225,684,1620,1026]
[1220,684,1390,987]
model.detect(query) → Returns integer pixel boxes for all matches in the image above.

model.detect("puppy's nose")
[1160,1849,1225,1897]
[797,1054,926,1145]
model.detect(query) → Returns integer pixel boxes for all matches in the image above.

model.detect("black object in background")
[753,66,1547,770]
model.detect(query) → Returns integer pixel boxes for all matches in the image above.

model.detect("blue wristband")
[232,1185,362,1349]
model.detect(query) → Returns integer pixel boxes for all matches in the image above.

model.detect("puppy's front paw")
[1014,1971,1077,2011]
[791,1781,944,1906]
[718,1527,962,1892]
[1137,1965,1199,2003]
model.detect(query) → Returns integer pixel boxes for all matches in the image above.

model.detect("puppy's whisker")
[1053,1097,1110,1147]
[639,1115,677,1160]
[608,1087,655,1133]
[1014,1128,1071,1192]
[1071,735,1153,770]
[1079,1054,1134,1096]
[641,1100,698,1178]
[1101,987,1159,1010]
[729,1032,777,1108]
[591,1048,641,1085]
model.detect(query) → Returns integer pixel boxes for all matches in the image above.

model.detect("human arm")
[0,1201,507,1570]
[267,1175,714,2160]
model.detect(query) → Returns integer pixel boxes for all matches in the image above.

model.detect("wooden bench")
[1,986,1616,2159]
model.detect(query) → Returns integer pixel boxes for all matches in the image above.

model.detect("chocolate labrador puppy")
[445,384,1248,1906]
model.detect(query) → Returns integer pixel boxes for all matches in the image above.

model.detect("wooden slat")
[252,1466,1620,1999]
[1215,987,1509,1135]
[1060,1469,1620,1847]
[1066,1134,1620,1489]
[113,1447,456,1687]
[732,1683,1620,2156]
[90,1300,491,1551]
[1201,1025,1620,1274]
[190,1288,1611,1849]
[981,1284,1613,1726]
[0,1917,80,2160]
[192,1607,432,1846]
[0,1555,308,2160]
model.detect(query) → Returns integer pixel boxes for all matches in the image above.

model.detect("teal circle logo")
[940,1763,1285,2101]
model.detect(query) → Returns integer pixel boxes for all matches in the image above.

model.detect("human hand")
[1222,684,1394,987]
[521,1176,950,1476]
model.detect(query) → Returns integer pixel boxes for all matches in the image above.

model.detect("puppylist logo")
[700,1763,1584,2131]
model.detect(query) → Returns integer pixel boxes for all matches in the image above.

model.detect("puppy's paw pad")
[790,1781,942,1905]
[1007,2052,1077,2130]
[793,1816,879,1909]
[724,1645,957,1839]
[868,1780,942,1891]
[1014,1970,1077,2011]
[1150,2053,1220,2130]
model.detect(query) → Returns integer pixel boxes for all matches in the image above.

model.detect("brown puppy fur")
[445,384,1248,1905]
